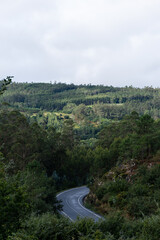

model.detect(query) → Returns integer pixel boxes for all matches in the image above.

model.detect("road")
[57,186,103,222]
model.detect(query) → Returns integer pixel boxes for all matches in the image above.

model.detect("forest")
[1,78,160,239]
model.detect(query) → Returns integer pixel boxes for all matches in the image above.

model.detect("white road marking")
[56,186,85,198]
[78,194,102,219]
[65,198,84,218]
[57,186,103,221]
[61,211,74,222]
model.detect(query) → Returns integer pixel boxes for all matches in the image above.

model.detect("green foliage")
[136,114,154,135]
[98,113,160,162]
[0,109,62,238]
[7,232,37,240]
[0,164,29,239]
[19,213,78,240]
[96,180,129,209]
[14,160,61,214]
[93,163,160,219]
[98,213,124,238]
[127,196,156,218]
[8,214,119,240]
[0,76,13,95]
[63,146,91,187]
[90,147,110,176]
[74,218,97,236]
[3,82,160,239]
[141,215,160,240]
[2,82,160,128]
[8,211,160,240]
[128,183,150,197]
[0,110,42,172]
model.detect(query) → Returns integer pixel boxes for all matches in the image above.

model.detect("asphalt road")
[57,186,102,222]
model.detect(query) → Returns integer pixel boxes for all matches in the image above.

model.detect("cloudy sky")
[1,0,160,87]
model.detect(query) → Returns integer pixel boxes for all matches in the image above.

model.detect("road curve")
[57,186,102,222]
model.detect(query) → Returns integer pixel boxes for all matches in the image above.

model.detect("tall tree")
[0,76,13,95]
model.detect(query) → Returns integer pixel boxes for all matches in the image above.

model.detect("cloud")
[0,0,160,87]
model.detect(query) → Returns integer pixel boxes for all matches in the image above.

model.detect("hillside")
[1,82,160,119]
[1,79,160,239]
[1,82,160,143]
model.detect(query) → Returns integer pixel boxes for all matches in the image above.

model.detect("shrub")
[0,176,29,239]
[19,213,79,240]
[127,196,157,218]
[98,213,124,238]
[128,183,150,197]
[120,218,143,239]
[7,232,38,240]
[141,215,160,240]
[96,180,129,202]
[106,179,129,194]
[96,185,108,200]
[74,217,97,236]
[108,191,127,208]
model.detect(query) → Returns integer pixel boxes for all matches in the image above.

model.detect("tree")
[15,160,61,214]
[136,114,154,135]
[0,158,29,239]
[61,119,76,150]
[0,76,13,95]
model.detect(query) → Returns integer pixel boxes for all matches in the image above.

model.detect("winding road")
[57,186,103,222]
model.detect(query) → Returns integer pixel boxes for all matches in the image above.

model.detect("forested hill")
[2,79,160,239]
[1,82,160,120]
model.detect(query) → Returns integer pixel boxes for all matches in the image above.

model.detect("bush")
[14,160,61,214]
[0,174,29,239]
[128,183,150,197]
[127,196,157,218]
[96,180,129,202]
[7,232,38,240]
[141,215,160,240]
[108,191,127,208]
[136,164,160,187]
[120,218,143,239]
[74,218,97,236]
[96,185,108,200]
[98,213,124,238]
[106,179,129,194]
[19,213,79,240]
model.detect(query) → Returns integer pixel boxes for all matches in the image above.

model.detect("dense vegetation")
[1,79,160,239]
[2,81,160,122]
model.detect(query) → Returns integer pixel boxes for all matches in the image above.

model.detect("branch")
[0,76,14,95]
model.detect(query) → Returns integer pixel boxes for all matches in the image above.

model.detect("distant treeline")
[1,82,159,117]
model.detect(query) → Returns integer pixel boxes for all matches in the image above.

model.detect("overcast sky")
[1,0,160,87]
